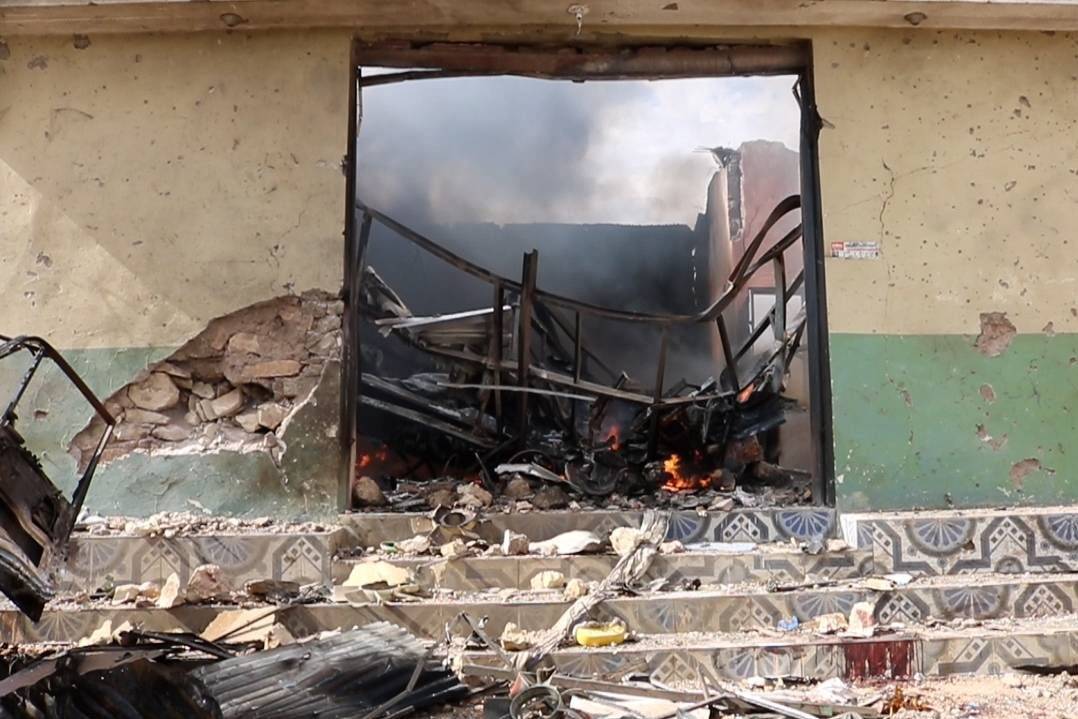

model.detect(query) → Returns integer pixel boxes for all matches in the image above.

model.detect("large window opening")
[341,43,833,514]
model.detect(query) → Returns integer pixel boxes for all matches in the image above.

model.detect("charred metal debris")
[346,196,809,507]
[0,336,113,620]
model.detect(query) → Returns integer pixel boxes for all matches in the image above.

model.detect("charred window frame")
[339,40,835,508]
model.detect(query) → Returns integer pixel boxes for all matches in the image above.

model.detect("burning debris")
[349,195,810,511]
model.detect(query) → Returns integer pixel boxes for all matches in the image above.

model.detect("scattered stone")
[112,584,141,603]
[236,411,261,433]
[353,476,387,507]
[531,485,569,510]
[885,572,915,586]
[848,601,877,637]
[504,477,534,499]
[826,538,850,552]
[863,577,895,592]
[439,538,470,560]
[138,581,161,601]
[500,622,542,651]
[242,359,302,380]
[529,530,603,556]
[152,424,191,442]
[191,381,215,399]
[128,373,181,411]
[808,612,848,635]
[122,408,171,425]
[501,529,530,556]
[157,572,186,608]
[457,483,493,509]
[257,402,288,430]
[530,570,566,590]
[397,535,432,555]
[209,388,245,419]
[187,563,231,603]
[610,527,643,557]
[244,579,300,599]
[709,496,735,512]
[563,577,589,600]
[344,561,413,588]
[659,540,685,554]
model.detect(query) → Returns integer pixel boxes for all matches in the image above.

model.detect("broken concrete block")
[257,402,288,430]
[427,488,455,509]
[227,332,264,355]
[659,540,685,554]
[808,612,848,635]
[352,476,387,507]
[114,422,151,441]
[138,581,161,601]
[234,410,259,433]
[848,601,877,638]
[243,360,302,380]
[439,538,470,560]
[152,423,191,442]
[457,483,493,509]
[501,529,530,556]
[530,570,566,590]
[191,381,215,399]
[128,372,181,411]
[500,622,542,651]
[610,527,643,557]
[122,408,171,425]
[244,579,300,599]
[112,584,141,603]
[187,563,232,603]
[209,388,245,419]
[343,561,413,589]
[397,535,432,555]
[862,577,895,592]
[563,577,589,600]
[157,573,186,609]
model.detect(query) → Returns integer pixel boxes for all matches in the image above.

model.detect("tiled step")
[341,507,838,547]
[842,506,1078,575]
[12,573,1078,644]
[60,529,351,591]
[333,546,875,589]
[462,616,1078,682]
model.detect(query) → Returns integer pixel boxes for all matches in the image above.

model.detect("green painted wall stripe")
[831,332,1078,511]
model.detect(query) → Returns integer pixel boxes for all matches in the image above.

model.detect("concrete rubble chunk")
[191,381,215,399]
[187,563,232,603]
[529,530,603,556]
[227,332,264,355]
[500,622,542,651]
[659,540,685,554]
[808,612,848,635]
[152,424,192,442]
[531,485,569,510]
[209,388,245,418]
[157,572,186,608]
[128,372,181,411]
[530,570,566,590]
[153,361,192,379]
[242,359,302,380]
[257,402,288,430]
[122,408,171,425]
[236,410,261,433]
[848,601,877,637]
[501,529,530,556]
[112,584,141,603]
[610,527,643,557]
[563,577,589,600]
[457,483,493,509]
[244,579,300,599]
[343,560,413,588]
[352,476,387,507]
[397,534,432,555]
[863,577,895,592]
[138,581,161,600]
[439,538,470,560]
[503,476,533,499]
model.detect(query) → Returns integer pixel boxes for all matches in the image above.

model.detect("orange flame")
[606,425,621,451]
[661,454,712,492]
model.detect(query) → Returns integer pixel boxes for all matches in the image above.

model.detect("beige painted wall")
[815,28,1078,336]
[0,30,350,350]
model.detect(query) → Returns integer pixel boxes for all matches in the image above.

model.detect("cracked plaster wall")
[0,25,1076,514]
[0,30,350,518]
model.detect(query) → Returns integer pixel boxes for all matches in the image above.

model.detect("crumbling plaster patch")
[70,290,342,475]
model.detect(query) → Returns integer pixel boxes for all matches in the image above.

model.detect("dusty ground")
[411,674,1078,719]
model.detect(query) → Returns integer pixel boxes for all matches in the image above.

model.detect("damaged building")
[2,1,1078,717]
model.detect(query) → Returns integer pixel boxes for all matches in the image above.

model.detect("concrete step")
[342,507,839,546]
[843,505,1078,575]
[61,528,351,591]
[13,572,1077,645]
[462,615,1078,682]
[333,545,875,589]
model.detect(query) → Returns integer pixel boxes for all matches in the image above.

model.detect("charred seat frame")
[0,335,114,619]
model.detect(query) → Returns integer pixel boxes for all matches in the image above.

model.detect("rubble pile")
[69,291,342,468]
[73,510,330,537]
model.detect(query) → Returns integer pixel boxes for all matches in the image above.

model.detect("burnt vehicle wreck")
[345,194,810,509]
[0,336,113,619]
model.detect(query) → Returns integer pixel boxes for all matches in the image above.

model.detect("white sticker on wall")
[830,241,880,259]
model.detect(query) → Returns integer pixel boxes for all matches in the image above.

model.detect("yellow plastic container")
[574,621,627,647]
